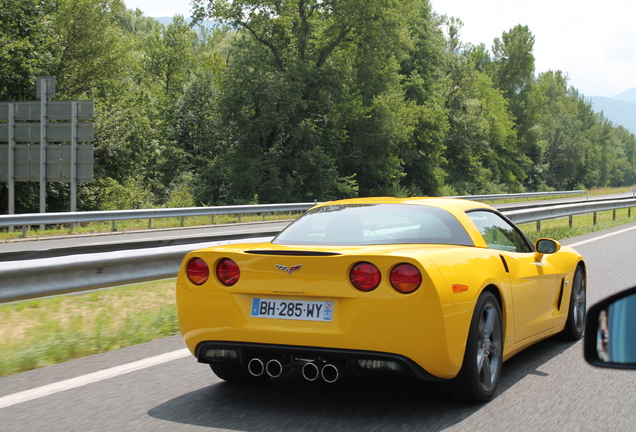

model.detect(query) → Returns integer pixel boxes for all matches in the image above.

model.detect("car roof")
[312,197,495,212]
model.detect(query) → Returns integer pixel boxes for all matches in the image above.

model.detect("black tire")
[210,363,270,383]
[560,266,586,340]
[452,291,503,403]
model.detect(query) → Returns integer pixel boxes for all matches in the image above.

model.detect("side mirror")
[535,238,560,255]
[584,286,636,369]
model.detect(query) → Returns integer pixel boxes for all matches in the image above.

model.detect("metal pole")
[71,101,77,211]
[70,102,77,232]
[8,103,15,233]
[39,82,47,230]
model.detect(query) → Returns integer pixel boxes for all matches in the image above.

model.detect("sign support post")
[37,77,55,230]
[7,103,14,232]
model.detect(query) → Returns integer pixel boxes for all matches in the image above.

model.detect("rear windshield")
[273,204,474,246]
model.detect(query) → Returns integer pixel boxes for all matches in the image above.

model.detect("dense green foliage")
[2,0,636,213]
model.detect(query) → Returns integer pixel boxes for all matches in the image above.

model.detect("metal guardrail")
[0,237,274,303]
[0,202,315,230]
[451,190,587,201]
[504,198,636,225]
[0,191,587,231]
[1,193,634,303]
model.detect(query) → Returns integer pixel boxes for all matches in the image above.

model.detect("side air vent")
[245,250,341,256]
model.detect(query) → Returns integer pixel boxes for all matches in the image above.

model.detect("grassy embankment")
[1,187,635,377]
[0,213,297,241]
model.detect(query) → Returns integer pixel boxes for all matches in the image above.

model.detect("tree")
[397,0,448,196]
[475,72,527,190]
[532,71,598,189]
[47,0,132,98]
[193,0,425,203]
[490,25,542,187]
[0,0,55,100]
[143,15,198,96]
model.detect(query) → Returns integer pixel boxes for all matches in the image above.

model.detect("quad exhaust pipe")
[247,357,292,378]
[301,361,344,383]
[266,358,290,378]
[301,361,321,381]
[248,357,344,382]
[320,362,344,383]
[247,357,266,377]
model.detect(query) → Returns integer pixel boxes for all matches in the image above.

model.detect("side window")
[468,211,532,253]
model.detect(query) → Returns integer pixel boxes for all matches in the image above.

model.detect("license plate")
[251,298,333,322]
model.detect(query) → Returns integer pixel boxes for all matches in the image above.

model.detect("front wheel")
[560,266,586,340]
[452,291,503,403]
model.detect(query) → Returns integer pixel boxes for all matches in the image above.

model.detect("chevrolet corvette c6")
[176,197,586,402]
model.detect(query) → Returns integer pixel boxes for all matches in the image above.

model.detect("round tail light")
[187,258,209,285]
[390,263,421,293]
[350,262,381,291]
[217,258,240,286]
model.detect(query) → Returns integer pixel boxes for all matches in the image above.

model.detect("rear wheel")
[210,363,269,383]
[453,291,503,403]
[560,266,586,340]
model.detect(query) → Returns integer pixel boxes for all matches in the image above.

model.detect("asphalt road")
[2,223,636,431]
[0,220,291,256]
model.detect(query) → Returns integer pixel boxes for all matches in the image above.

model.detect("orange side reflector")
[452,284,469,293]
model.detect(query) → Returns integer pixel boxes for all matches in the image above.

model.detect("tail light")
[350,262,381,291]
[390,263,421,293]
[217,258,240,286]
[187,258,209,285]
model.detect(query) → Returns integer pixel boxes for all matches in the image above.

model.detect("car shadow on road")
[148,338,577,431]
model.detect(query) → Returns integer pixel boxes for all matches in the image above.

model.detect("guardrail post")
[238,214,242,222]
[613,209,616,221]
[569,215,573,229]
[21,225,27,237]
[536,220,541,232]
[593,212,597,226]
[180,217,184,227]
[112,220,116,231]
[148,218,152,229]
[630,207,632,218]
[211,215,215,224]
[263,212,267,221]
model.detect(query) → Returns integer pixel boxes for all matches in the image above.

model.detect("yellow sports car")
[176,197,586,402]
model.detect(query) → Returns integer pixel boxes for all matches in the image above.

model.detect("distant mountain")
[154,17,173,26]
[153,16,215,28]
[590,92,636,135]
[614,88,636,105]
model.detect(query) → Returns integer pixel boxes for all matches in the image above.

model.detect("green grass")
[0,212,300,241]
[0,280,178,377]
[519,207,636,243]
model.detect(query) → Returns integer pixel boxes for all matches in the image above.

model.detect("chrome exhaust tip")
[301,361,321,381]
[266,358,290,378]
[247,358,265,377]
[321,362,344,383]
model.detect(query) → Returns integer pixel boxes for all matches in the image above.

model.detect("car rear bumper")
[195,340,445,382]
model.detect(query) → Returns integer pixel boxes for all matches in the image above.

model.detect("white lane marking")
[0,348,190,410]
[567,224,636,248]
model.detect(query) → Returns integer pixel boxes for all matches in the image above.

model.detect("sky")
[123,0,636,98]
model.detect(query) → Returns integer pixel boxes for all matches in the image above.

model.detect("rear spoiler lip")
[244,250,342,257]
